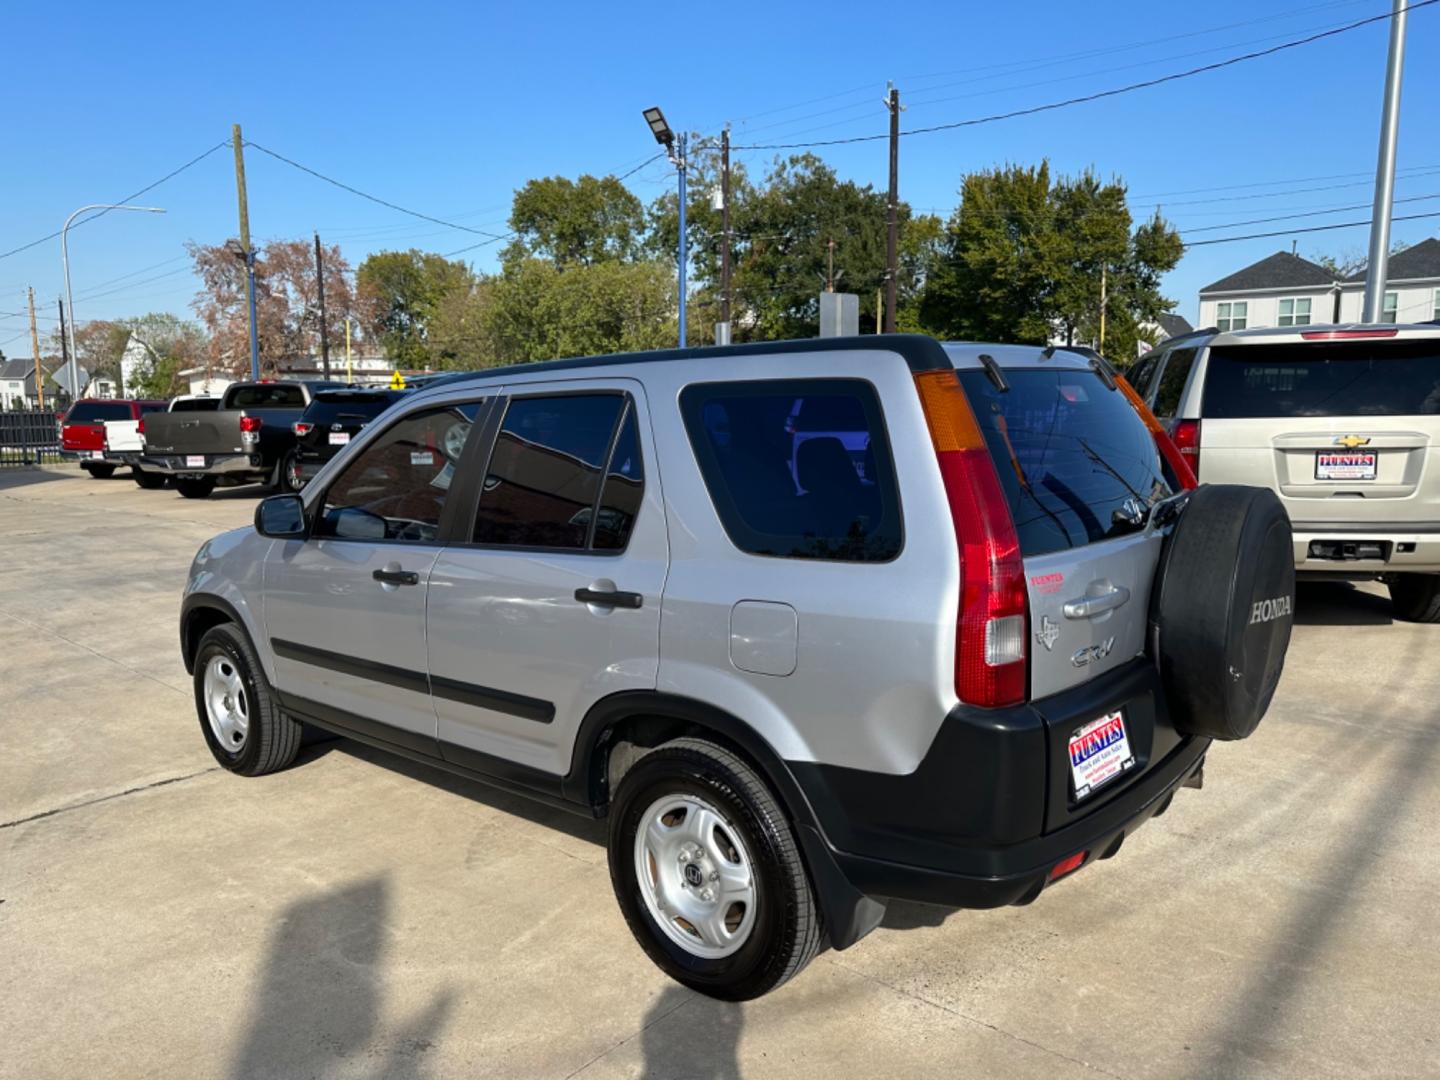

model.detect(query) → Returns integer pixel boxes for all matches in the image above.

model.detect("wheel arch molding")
[180,593,253,675]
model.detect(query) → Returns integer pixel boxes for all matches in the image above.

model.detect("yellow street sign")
[389,369,407,390]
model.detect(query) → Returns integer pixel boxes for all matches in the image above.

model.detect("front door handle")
[1063,585,1130,619]
[373,568,420,586]
[574,587,643,609]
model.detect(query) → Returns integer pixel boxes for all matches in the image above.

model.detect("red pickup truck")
[60,399,167,478]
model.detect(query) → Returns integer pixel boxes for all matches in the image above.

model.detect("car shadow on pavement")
[0,466,73,491]
[1194,703,1440,1078]
[1293,581,1394,627]
[640,985,744,1080]
[229,875,454,1080]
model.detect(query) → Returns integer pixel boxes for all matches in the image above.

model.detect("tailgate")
[144,411,241,455]
[103,420,141,452]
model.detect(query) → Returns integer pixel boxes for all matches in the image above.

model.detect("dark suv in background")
[285,387,407,490]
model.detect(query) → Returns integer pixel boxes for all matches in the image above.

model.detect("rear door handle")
[1063,585,1130,619]
[574,587,643,609]
[373,568,420,586]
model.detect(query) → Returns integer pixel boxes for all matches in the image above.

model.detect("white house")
[1198,238,1440,331]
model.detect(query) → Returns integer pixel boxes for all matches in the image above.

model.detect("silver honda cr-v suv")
[1131,323,1440,621]
[180,335,1295,999]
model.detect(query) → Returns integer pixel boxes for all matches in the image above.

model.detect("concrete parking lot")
[2,465,1437,1080]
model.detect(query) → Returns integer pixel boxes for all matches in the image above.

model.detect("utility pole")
[884,84,900,333]
[677,132,688,348]
[345,318,354,385]
[1363,0,1410,324]
[27,288,45,410]
[1098,265,1108,357]
[876,289,882,333]
[232,124,260,380]
[57,299,69,407]
[718,127,732,346]
[314,232,331,379]
[826,238,836,292]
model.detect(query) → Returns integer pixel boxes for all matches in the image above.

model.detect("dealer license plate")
[1069,711,1136,801]
[184,455,205,468]
[1315,451,1376,481]
[328,431,350,446]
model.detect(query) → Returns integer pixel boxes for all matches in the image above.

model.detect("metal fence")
[0,410,62,467]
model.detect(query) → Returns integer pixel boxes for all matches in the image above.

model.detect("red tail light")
[137,418,145,435]
[914,371,1027,708]
[239,415,263,433]
[293,422,313,437]
[1117,377,1197,490]
[1171,419,1202,480]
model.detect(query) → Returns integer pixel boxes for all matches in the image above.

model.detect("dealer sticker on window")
[1069,710,1135,801]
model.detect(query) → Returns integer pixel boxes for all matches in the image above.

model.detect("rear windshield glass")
[169,398,220,412]
[65,402,131,423]
[1202,341,1440,417]
[226,384,306,408]
[680,379,902,562]
[302,391,402,425]
[959,370,1172,558]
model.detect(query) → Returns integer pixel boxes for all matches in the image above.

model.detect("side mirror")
[255,494,308,538]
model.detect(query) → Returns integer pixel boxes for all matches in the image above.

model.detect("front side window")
[1153,348,1198,418]
[1382,292,1399,324]
[680,379,902,562]
[1216,301,1248,332]
[317,403,481,544]
[472,393,630,550]
[1277,298,1312,327]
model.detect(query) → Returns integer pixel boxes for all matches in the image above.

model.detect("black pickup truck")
[141,381,338,498]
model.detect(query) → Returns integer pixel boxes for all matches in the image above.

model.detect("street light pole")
[676,132,688,349]
[61,204,165,399]
[1362,0,1410,324]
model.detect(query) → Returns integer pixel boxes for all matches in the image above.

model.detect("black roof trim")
[415,334,953,394]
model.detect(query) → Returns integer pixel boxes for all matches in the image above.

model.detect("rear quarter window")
[680,378,902,562]
[1202,341,1440,417]
[959,369,1172,558]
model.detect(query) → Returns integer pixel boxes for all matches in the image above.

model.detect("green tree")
[356,249,474,368]
[52,319,132,387]
[122,312,208,397]
[916,163,1182,361]
[504,175,647,269]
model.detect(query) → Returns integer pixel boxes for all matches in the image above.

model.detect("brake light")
[239,415,263,433]
[913,370,1027,708]
[1116,377,1197,490]
[137,418,145,435]
[1049,851,1088,882]
[1171,419,1202,480]
[293,422,313,437]
[1300,328,1398,340]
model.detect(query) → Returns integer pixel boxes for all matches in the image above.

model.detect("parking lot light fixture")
[643,107,673,148]
[642,108,685,347]
[62,204,166,399]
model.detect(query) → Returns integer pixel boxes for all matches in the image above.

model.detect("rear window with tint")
[169,398,221,412]
[303,392,402,426]
[65,401,132,423]
[680,379,902,562]
[959,370,1172,558]
[225,384,307,408]
[1202,341,1440,417]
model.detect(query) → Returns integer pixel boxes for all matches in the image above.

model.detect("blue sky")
[2,0,1438,354]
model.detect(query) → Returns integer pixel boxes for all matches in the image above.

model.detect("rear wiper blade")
[977,352,1009,392]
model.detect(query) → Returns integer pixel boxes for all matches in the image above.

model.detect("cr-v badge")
[1036,615,1060,651]
[1072,637,1116,667]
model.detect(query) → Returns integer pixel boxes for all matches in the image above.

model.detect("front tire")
[282,451,305,492]
[133,469,167,489]
[608,737,822,1001]
[175,476,217,499]
[82,462,116,479]
[1389,573,1440,623]
[193,622,300,776]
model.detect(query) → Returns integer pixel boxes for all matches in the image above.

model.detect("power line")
[1183,210,1440,248]
[243,140,511,240]
[1133,163,1440,201]
[443,232,517,259]
[0,141,227,262]
[1179,192,1440,235]
[730,2,1436,151]
[616,153,667,182]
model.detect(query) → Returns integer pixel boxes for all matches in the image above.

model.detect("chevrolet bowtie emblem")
[1334,435,1371,448]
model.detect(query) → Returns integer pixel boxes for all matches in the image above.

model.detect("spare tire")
[1150,485,1295,741]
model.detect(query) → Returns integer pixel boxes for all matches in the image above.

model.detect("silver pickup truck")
[142,381,335,499]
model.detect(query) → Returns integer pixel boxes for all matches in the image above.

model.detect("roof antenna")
[1292,239,1298,255]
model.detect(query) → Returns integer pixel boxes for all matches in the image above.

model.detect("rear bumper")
[103,451,144,467]
[789,657,1209,910]
[60,449,103,462]
[141,453,263,477]
[1292,521,1440,574]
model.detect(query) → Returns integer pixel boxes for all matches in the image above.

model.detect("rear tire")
[193,622,301,776]
[82,463,116,479]
[1389,573,1440,623]
[283,451,305,491]
[132,469,167,489]
[608,737,822,1001]
[175,476,217,499]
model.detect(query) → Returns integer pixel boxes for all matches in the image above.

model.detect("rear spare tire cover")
[1150,484,1295,741]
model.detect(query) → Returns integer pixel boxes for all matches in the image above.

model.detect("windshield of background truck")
[958,369,1172,558]
[1202,341,1440,418]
